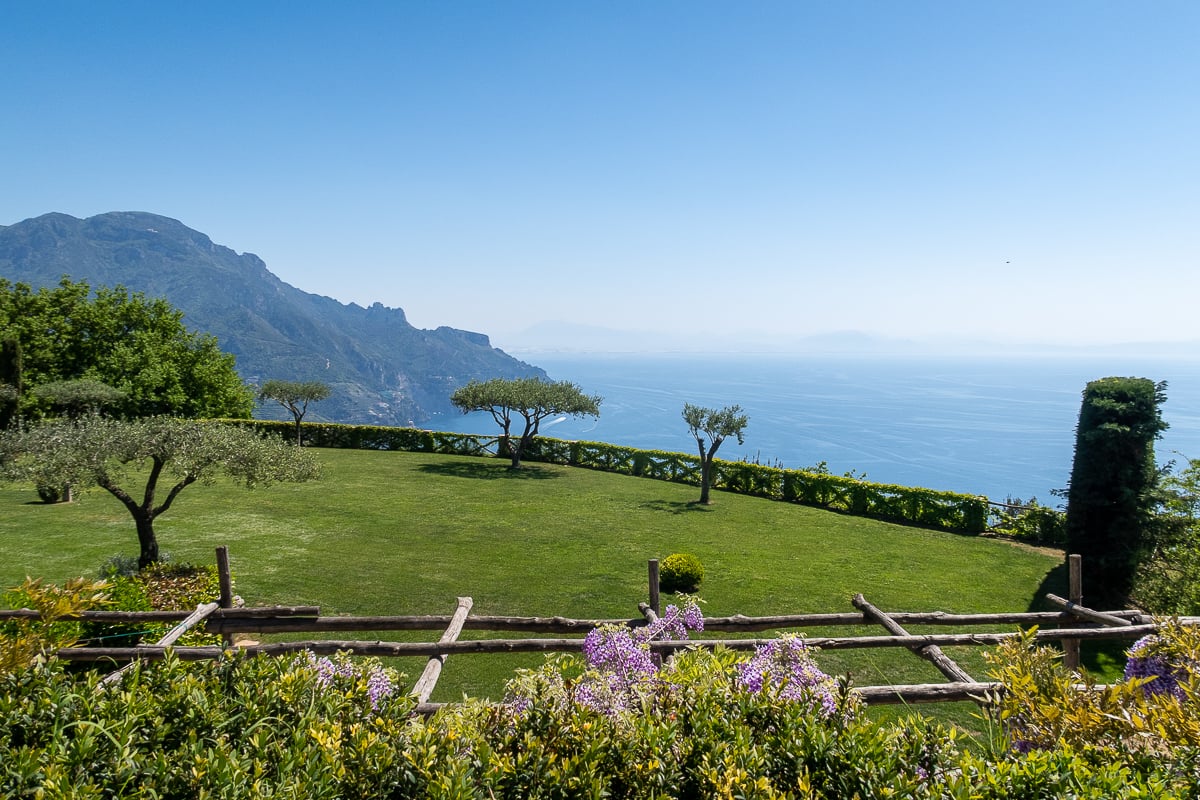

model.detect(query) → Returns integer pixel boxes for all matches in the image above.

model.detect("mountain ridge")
[0,211,546,426]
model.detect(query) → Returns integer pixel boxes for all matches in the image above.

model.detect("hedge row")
[233,420,991,534]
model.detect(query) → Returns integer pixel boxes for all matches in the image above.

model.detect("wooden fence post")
[1063,554,1082,669]
[215,546,234,647]
[648,559,660,617]
[216,546,233,609]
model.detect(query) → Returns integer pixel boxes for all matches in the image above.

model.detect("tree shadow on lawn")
[1024,560,1133,677]
[639,499,714,516]
[416,462,563,481]
[1025,561,1068,613]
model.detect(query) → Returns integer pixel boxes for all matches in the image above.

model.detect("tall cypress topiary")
[1064,377,1167,608]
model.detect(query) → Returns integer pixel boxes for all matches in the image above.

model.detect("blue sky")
[3,2,1198,350]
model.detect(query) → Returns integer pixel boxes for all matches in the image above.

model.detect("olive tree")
[259,379,331,445]
[683,403,749,504]
[450,377,601,468]
[31,379,126,418]
[0,415,321,568]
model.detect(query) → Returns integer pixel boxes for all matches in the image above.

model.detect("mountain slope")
[0,211,545,425]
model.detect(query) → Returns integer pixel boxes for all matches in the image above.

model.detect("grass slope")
[0,448,1065,720]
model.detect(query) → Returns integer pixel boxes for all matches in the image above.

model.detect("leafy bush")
[78,562,223,648]
[989,498,1067,545]
[985,622,1200,762]
[0,652,416,798]
[659,553,704,594]
[0,577,108,675]
[6,626,1200,796]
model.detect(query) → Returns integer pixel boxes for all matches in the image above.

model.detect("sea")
[425,352,1200,505]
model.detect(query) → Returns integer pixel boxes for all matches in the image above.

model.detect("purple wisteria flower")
[583,626,657,679]
[559,597,706,716]
[735,635,847,720]
[633,599,705,644]
[1124,634,1188,700]
[297,651,398,711]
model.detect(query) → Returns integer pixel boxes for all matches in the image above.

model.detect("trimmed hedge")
[229,420,991,533]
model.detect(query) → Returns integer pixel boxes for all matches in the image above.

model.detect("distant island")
[0,211,546,426]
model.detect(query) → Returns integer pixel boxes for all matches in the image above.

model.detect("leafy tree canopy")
[683,403,749,504]
[31,379,127,417]
[259,379,332,444]
[0,278,254,420]
[450,377,601,468]
[0,415,321,568]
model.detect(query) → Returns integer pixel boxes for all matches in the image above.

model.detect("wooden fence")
[2,550,1181,715]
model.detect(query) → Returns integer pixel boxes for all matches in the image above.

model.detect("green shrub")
[990,499,1067,546]
[78,562,223,647]
[659,552,704,594]
[985,622,1200,759]
[0,577,108,674]
[4,634,1200,796]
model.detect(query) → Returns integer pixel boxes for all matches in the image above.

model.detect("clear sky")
[3,2,1198,350]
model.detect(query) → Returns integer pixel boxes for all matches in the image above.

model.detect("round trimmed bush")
[659,553,704,594]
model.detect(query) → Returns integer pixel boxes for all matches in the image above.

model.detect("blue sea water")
[426,353,1200,504]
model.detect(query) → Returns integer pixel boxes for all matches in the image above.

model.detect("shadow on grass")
[416,462,563,481]
[1026,561,1068,612]
[1025,560,1133,678]
[639,499,714,515]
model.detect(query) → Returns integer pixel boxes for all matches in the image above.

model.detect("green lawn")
[0,447,1067,724]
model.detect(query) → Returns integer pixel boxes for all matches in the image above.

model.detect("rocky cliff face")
[0,211,545,425]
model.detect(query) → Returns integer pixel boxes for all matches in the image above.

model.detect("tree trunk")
[698,460,712,504]
[696,438,717,504]
[135,514,160,570]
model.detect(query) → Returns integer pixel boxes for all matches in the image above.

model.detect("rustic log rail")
[853,593,975,683]
[3,551,1186,709]
[7,604,1175,708]
[98,601,220,688]
[410,597,473,704]
[50,623,1163,662]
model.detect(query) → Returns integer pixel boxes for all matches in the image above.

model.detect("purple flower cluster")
[299,651,397,711]
[635,600,705,643]
[583,626,657,680]
[735,635,844,719]
[570,598,706,715]
[1124,634,1188,700]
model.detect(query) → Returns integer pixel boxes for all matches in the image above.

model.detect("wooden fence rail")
[3,551,1187,710]
[0,607,1154,631]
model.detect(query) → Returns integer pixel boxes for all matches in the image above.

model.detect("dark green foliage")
[0,337,20,429]
[660,552,704,593]
[31,378,126,417]
[0,654,416,798]
[0,278,254,419]
[990,499,1067,546]
[1133,456,1200,615]
[1065,377,1168,608]
[0,641,1197,797]
[81,562,223,647]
